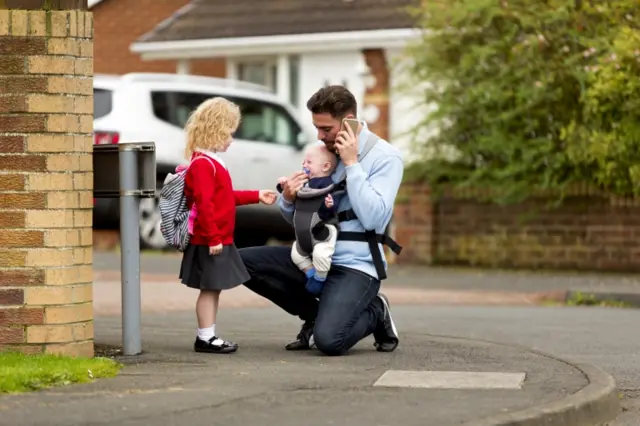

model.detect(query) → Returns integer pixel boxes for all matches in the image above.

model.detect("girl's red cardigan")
[184,152,259,247]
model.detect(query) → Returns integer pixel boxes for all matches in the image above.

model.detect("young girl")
[179,97,277,354]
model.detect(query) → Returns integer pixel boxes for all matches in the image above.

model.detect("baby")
[278,144,342,295]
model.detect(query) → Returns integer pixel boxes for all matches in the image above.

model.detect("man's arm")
[278,195,295,224]
[344,154,404,230]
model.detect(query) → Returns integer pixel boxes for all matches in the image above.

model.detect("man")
[239,85,404,356]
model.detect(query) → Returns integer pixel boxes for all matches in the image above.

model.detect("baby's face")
[302,146,336,178]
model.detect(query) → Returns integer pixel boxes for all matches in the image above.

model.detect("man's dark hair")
[306,85,357,118]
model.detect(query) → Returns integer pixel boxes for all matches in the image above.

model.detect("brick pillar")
[361,49,396,261]
[361,49,390,141]
[0,1,94,357]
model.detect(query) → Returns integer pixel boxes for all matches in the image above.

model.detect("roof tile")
[137,0,419,43]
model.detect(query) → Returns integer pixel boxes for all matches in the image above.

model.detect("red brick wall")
[394,183,640,272]
[92,0,226,77]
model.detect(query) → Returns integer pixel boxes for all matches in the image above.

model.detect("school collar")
[195,148,226,169]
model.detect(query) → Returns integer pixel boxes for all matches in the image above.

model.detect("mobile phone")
[342,118,359,134]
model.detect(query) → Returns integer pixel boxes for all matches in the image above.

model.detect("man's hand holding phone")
[335,119,359,167]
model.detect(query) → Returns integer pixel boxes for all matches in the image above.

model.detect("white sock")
[197,325,215,341]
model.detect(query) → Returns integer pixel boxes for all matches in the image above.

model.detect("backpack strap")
[187,154,217,176]
[185,154,217,234]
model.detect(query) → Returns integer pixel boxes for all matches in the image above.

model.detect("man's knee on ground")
[313,325,348,356]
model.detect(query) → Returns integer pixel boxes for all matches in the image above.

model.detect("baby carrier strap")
[334,132,403,281]
[292,186,335,256]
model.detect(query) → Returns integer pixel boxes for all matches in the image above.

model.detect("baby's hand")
[277,176,287,186]
[324,194,334,208]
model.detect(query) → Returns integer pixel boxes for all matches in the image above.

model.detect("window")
[93,89,113,119]
[150,91,301,146]
[237,62,277,91]
[235,56,301,107]
[233,97,300,146]
[151,91,210,128]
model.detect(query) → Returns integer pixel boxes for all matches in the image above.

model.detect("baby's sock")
[197,325,215,341]
[305,268,316,279]
[305,273,326,295]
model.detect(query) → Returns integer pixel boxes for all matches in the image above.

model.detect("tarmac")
[1,252,636,425]
[0,309,619,426]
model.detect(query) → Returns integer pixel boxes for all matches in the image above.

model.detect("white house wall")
[387,47,456,164]
[294,48,435,165]
[387,47,429,164]
[297,51,366,136]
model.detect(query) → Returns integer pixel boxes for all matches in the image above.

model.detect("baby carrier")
[277,134,403,280]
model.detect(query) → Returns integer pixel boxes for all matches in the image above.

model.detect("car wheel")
[139,181,168,250]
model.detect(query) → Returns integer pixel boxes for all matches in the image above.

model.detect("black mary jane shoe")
[194,336,239,354]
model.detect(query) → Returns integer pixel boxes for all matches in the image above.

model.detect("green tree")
[403,0,640,203]
[565,25,640,196]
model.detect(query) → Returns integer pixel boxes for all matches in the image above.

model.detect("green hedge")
[402,0,640,204]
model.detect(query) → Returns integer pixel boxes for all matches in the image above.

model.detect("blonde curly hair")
[184,97,241,159]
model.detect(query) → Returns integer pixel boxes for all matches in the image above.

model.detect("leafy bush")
[403,0,640,203]
[565,25,640,196]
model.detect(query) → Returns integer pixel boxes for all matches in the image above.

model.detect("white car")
[93,72,314,249]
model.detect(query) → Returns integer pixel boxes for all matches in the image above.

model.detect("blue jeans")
[239,246,384,356]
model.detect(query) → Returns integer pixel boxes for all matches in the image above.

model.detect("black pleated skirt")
[179,243,250,291]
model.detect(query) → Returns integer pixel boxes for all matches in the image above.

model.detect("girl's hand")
[324,194,334,208]
[259,189,277,205]
[209,244,223,256]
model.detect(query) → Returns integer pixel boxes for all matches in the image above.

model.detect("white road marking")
[373,370,526,390]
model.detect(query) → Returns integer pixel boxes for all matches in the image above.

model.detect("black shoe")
[194,336,238,354]
[285,321,315,351]
[373,293,399,352]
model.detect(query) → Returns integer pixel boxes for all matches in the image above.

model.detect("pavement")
[0,309,620,426]
[3,251,640,425]
[91,251,640,316]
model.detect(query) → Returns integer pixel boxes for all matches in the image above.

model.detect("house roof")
[136,0,419,44]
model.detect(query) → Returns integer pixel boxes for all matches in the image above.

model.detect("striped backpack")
[159,156,215,252]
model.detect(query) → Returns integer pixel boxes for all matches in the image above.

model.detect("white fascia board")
[130,28,422,60]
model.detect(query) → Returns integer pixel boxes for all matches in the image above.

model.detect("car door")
[224,96,309,191]
[148,89,250,189]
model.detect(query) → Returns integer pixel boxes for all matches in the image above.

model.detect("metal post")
[118,147,142,355]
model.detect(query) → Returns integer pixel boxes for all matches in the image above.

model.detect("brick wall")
[92,0,226,77]
[0,8,95,356]
[394,184,640,272]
